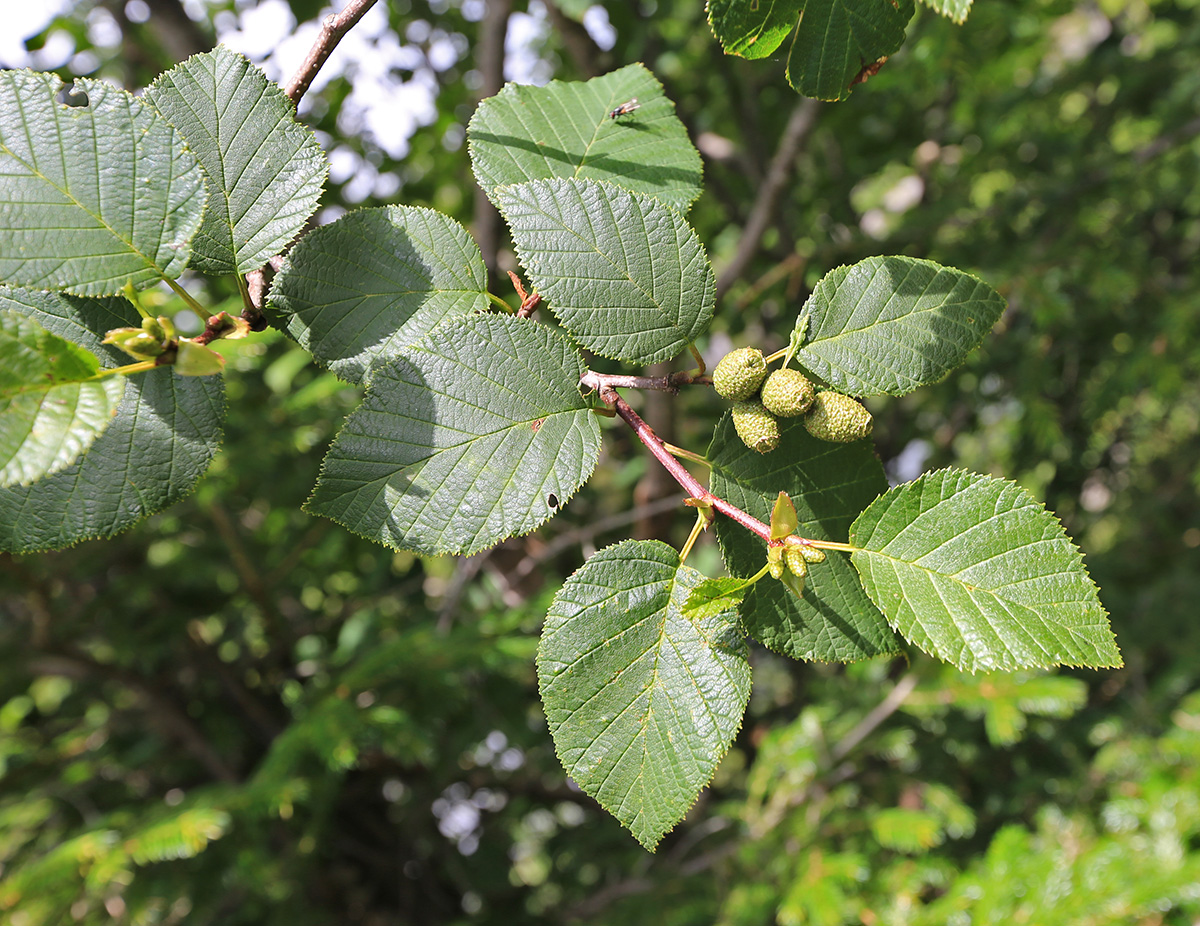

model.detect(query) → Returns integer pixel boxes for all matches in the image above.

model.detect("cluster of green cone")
[712,348,873,453]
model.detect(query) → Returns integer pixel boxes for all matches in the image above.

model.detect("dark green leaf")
[269,206,489,384]
[468,63,702,212]
[146,45,327,275]
[308,314,601,555]
[791,256,1006,397]
[0,71,206,295]
[850,469,1121,671]
[497,178,715,364]
[0,286,224,553]
[0,310,124,486]
[711,414,898,662]
[707,0,914,101]
[538,540,751,850]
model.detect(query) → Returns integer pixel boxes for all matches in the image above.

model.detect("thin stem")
[764,347,789,364]
[801,539,858,553]
[581,369,710,394]
[678,508,709,563]
[599,385,772,543]
[164,278,209,318]
[122,282,151,319]
[487,292,515,313]
[89,360,158,380]
[235,271,253,314]
[662,442,709,468]
[688,343,706,375]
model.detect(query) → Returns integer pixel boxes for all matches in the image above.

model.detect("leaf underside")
[0,286,224,553]
[707,0,915,101]
[498,178,715,365]
[145,44,327,275]
[0,70,206,295]
[269,205,489,384]
[0,310,125,487]
[308,314,601,556]
[469,63,703,213]
[850,468,1121,672]
[538,540,752,850]
[710,414,899,662]
[792,255,1007,397]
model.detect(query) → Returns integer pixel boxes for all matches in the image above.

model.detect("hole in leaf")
[547,493,559,509]
[56,85,89,108]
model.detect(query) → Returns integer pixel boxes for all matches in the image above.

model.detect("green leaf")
[791,256,1006,397]
[0,70,206,296]
[710,414,898,662]
[308,314,601,555]
[0,310,125,486]
[707,0,801,60]
[538,540,752,850]
[707,0,914,101]
[919,0,972,24]
[468,63,702,213]
[683,575,757,621]
[497,178,715,364]
[850,469,1121,672]
[0,286,224,553]
[269,206,489,384]
[145,45,327,275]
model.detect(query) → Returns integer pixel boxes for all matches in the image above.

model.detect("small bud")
[173,340,226,376]
[141,315,166,341]
[760,368,815,417]
[103,327,165,359]
[713,348,768,401]
[207,311,251,340]
[797,544,826,564]
[769,559,785,580]
[784,546,809,579]
[732,400,781,453]
[803,391,873,443]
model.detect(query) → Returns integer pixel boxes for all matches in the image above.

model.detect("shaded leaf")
[850,469,1121,671]
[145,45,327,275]
[791,256,1006,397]
[308,314,600,555]
[707,0,914,101]
[0,286,223,553]
[711,414,898,662]
[538,540,751,850]
[0,71,205,295]
[498,178,714,364]
[469,63,702,212]
[0,310,124,486]
[269,206,489,384]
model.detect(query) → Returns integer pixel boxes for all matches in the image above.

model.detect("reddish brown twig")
[597,384,771,542]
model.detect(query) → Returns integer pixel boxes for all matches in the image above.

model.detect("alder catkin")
[713,348,768,401]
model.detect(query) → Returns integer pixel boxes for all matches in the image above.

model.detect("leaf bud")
[797,544,826,564]
[713,347,768,401]
[803,391,873,443]
[103,327,166,359]
[731,400,781,453]
[173,340,226,377]
[760,368,815,417]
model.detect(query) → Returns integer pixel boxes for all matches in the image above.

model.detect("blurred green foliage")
[1,0,1198,922]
